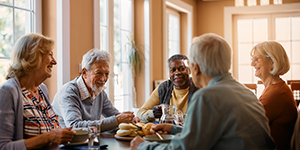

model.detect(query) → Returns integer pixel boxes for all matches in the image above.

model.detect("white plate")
[114,135,135,141]
[143,134,174,142]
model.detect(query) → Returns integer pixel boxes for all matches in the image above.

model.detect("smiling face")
[169,59,190,90]
[83,60,110,93]
[36,51,57,80]
[251,50,274,81]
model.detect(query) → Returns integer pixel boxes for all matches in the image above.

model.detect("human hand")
[152,105,162,118]
[150,123,173,134]
[132,117,140,123]
[116,111,135,124]
[130,136,146,150]
[48,127,76,144]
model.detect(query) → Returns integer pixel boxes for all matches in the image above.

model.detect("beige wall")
[196,0,234,37]
[42,0,57,101]
[69,0,94,80]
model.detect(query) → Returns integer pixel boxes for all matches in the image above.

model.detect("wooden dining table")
[59,131,131,150]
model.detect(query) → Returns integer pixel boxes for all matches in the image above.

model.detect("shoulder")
[60,78,80,94]
[53,78,81,102]
[158,80,172,91]
[0,77,21,94]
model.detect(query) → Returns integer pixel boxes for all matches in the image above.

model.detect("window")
[167,8,180,58]
[163,0,193,79]
[234,13,300,84]
[0,0,40,84]
[95,0,133,112]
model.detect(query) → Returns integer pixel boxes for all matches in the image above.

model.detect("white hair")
[189,33,231,76]
[81,48,111,71]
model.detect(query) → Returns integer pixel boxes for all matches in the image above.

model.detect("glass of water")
[88,123,98,150]
[96,123,101,145]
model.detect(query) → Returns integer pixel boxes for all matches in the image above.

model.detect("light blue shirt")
[138,73,275,150]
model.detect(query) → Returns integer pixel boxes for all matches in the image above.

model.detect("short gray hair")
[81,48,111,71]
[189,33,231,76]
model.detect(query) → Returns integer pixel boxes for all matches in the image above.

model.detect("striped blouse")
[22,87,60,138]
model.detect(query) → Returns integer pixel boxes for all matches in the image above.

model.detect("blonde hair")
[6,33,54,79]
[189,33,231,76]
[250,41,290,76]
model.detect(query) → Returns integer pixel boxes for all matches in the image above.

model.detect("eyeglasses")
[250,57,262,63]
[250,56,270,63]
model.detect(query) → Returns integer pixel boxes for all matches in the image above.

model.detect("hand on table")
[132,117,140,123]
[48,126,76,144]
[151,123,173,134]
[116,111,135,124]
[153,105,162,118]
[130,136,146,150]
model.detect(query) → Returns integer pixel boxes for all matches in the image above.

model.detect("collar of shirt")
[77,75,92,101]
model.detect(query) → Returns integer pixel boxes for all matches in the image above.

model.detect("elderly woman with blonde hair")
[250,41,297,150]
[0,33,75,150]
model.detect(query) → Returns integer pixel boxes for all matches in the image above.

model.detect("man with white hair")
[52,48,139,131]
[130,33,275,150]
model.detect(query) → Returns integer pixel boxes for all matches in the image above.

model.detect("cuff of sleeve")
[148,110,155,120]
[137,141,159,150]
[171,125,182,135]
[97,116,119,132]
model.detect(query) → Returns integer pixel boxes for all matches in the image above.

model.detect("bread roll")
[136,130,144,136]
[129,130,138,137]
[136,122,145,128]
[142,123,155,135]
[116,129,132,137]
[119,123,138,130]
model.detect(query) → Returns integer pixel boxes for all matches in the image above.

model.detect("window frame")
[224,3,300,79]
[94,0,134,111]
[0,0,41,84]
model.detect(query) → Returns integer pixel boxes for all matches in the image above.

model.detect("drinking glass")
[88,123,98,150]
[174,110,185,126]
[96,123,101,145]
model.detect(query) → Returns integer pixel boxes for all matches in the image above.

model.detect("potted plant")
[127,33,144,108]
[127,34,144,76]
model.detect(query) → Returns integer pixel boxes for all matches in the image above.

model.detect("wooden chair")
[244,84,257,95]
[287,80,300,85]
[257,80,263,84]
[291,82,300,107]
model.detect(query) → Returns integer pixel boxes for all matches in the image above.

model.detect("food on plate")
[129,130,138,137]
[116,123,145,137]
[116,129,132,137]
[136,122,145,128]
[136,130,144,136]
[142,122,155,135]
[119,123,138,130]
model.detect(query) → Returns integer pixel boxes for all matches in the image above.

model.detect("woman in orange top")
[251,41,297,150]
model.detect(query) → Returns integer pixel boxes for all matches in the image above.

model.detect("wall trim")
[56,0,70,90]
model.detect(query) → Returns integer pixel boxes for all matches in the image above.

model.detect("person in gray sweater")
[0,33,75,150]
[52,48,139,131]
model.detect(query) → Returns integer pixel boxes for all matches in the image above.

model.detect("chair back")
[291,82,300,107]
[244,84,257,95]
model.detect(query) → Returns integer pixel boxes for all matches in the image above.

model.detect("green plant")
[127,34,144,76]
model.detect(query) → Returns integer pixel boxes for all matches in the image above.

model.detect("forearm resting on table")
[137,109,155,122]
[24,133,52,149]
